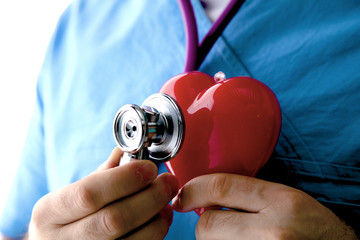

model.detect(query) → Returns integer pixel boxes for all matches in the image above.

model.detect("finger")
[122,204,173,240]
[96,147,123,172]
[34,160,158,224]
[59,173,179,239]
[172,173,283,213]
[195,209,263,240]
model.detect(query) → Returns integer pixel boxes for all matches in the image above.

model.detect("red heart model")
[160,71,281,188]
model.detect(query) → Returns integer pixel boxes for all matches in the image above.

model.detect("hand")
[172,173,357,240]
[29,148,179,240]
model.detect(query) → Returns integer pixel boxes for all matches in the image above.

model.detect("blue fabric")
[1,0,359,238]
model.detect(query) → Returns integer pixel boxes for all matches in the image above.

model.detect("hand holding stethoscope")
[113,0,249,164]
[28,1,357,239]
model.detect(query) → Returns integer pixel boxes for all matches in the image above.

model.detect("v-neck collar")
[189,0,254,78]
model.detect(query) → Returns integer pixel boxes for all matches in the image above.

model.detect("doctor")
[1,0,359,239]
[26,147,356,239]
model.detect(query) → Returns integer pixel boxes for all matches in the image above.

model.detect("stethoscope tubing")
[177,0,246,72]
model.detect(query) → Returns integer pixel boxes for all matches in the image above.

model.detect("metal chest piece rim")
[113,93,184,162]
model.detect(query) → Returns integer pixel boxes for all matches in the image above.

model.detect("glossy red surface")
[160,71,281,188]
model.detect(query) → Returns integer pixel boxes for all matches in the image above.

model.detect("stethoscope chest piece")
[113,93,184,165]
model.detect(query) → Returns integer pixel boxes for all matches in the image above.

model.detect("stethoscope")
[113,0,246,164]
[179,0,245,72]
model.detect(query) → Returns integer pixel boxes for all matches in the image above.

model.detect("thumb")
[95,147,123,172]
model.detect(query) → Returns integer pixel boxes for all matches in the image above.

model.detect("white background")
[0,0,72,217]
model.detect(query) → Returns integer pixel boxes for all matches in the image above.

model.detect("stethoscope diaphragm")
[113,93,184,164]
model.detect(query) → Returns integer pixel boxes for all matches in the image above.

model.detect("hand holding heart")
[161,72,356,238]
[172,173,357,240]
[160,72,281,187]
[27,72,356,239]
[28,148,357,239]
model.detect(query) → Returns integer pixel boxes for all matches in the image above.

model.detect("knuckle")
[280,190,305,213]
[270,227,297,240]
[73,184,99,212]
[208,174,232,202]
[101,208,127,236]
[196,211,216,238]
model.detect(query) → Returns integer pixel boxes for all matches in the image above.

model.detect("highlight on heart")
[113,71,281,187]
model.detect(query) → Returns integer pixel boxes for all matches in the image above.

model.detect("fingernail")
[138,162,157,182]
[171,188,183,211]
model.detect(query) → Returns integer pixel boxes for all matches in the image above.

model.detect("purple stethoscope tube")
[177,0,246,72]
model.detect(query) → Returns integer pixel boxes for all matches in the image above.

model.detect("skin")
[172,173,358,240]
[13,148,179,240]
[1,149,357,239]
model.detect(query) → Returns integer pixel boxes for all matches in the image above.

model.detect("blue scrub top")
[1,0,360,238]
